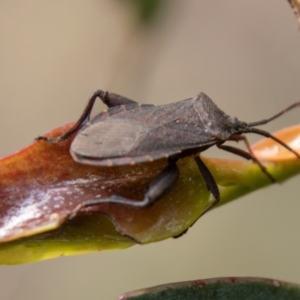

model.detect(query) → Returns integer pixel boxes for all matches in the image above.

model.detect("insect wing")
[129,122,215,157]
[71,120,147,161]
[71,121,215,166]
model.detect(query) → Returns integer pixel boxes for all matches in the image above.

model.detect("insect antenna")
[245,102,300,158]
[248,102,300,126]
[248,127,300,159]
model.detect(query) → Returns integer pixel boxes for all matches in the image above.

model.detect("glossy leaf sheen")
[0,124,299,264]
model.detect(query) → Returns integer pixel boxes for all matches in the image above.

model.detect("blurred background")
[1,1,300,299]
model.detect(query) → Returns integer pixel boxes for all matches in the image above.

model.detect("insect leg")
[70,161,180,218]
[217,135,275,182]
[36,90,107,142]
[194,156,220,216]
[36,90,139,143]
[102,92,138,107]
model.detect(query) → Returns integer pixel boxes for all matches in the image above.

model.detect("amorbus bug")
[37,90,300,216]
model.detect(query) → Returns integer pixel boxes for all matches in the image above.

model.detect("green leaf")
[0,124,299,264]
[117,277,300,300]
[128,0,166,25]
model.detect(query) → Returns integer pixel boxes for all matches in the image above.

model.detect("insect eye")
[227,116,247,133]
[229,116,238,123]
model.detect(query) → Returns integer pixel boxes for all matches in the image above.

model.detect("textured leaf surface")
[117,277,300,300]
[0,124,299,264]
